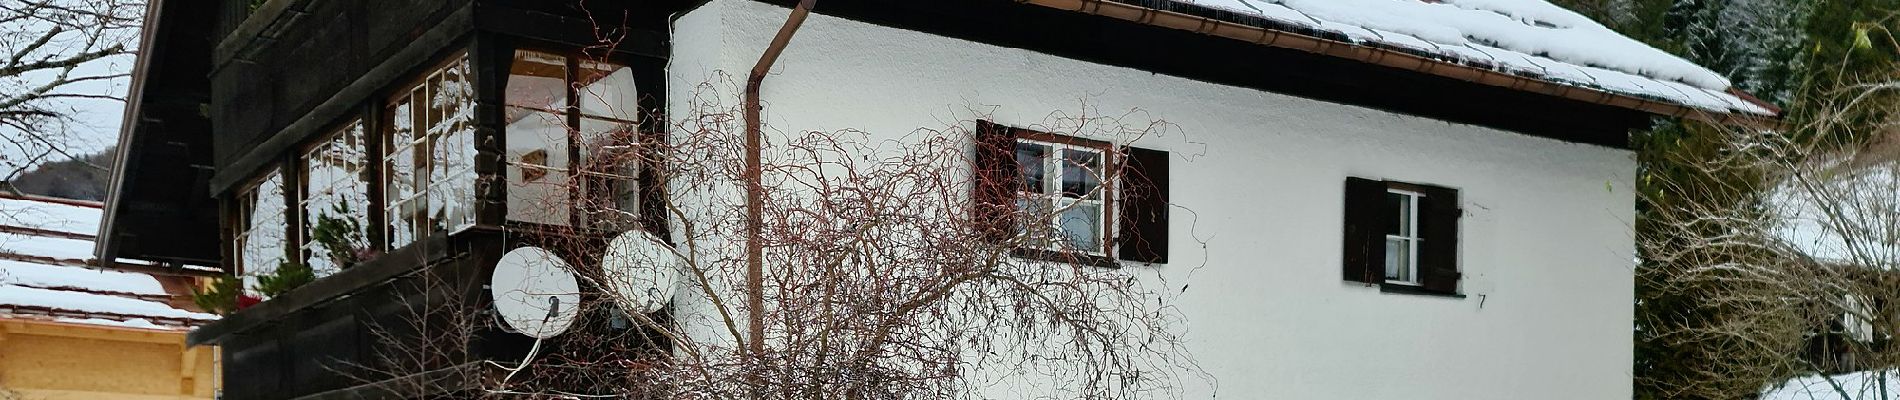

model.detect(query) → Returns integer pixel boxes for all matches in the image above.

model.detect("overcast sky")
[1,6,138,172]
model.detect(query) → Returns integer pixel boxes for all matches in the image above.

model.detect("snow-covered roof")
[0,196,102,237]
[0,194,216,330]
[1147,0,1775,117]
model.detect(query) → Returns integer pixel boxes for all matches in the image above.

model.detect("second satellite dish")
[491,247,582,339]
[600,230,683,314]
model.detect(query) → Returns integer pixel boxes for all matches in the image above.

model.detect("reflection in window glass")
[235,169,288,291]
[385,93,419,248]
[384,55,476,249]
[579,60,638,120]
[505,50,572,226]
[1013,137,1110,254]
[1384,190,1421,284]
[578,117,640,229]
[505,50,642,230]
[301,121,371,275]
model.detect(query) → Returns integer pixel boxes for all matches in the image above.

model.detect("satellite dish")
[491,247,582,339]
[600,230,683,314]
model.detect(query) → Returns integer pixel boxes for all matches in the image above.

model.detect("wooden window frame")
[380,52,477,250]
[975,120,1170,268]
[1343,177,1464,298]
[499,43,658,235]
[230,167,289,282]
[295,119,374,274]
[1012,132,1118,258]
[1384,187,1423,286]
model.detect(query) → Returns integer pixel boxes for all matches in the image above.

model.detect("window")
[234,169,288,287]
[972,121,1170,265]
[300,120,372,274]
[1014,138,1109,254]
[384,55,476,249]
[1385,189,1421,285]
[1843,294,1876,343]
[1342,177,1461,295]
[504,49,642,230]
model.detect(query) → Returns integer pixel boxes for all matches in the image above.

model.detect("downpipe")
[743,0,816,392]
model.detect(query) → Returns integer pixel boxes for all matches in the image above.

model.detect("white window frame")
[1015,136,1114,256]
[1385,188,1423,286]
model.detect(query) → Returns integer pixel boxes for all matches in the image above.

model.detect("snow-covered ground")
[1765,370,1900,400]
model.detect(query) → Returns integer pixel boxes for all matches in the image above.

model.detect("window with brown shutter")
[1342,177,1462,296]
[972,120,1170,267]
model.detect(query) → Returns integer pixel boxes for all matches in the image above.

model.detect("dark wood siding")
[210,0,473,177]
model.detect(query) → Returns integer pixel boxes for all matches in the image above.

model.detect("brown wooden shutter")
[1342,177,1387,284]
[1418,185,1462,293]
[1117,146,1169,263]
[972,121,1019,242]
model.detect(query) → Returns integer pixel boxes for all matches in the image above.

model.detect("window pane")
[1060,149,1101,198]
[507,50,568,111]
[385,56,476,248]
[1015,196,1052,238]
[384,97,418,249]
[505,108,572,226]
[578,117,640,230]
[239,170,288,293]
[302,122,371,275]
[1386,191,1412,236]
[1384,238,1409,281]
[1015,142,1048,193]
[427,58,476,232]
[578,60,637,120]
[1059,200,1102,252]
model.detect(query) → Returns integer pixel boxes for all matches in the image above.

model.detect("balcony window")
[505,49,642,230]
[234,168,288,288]
[300,120,372,274]
[384,55,477,249]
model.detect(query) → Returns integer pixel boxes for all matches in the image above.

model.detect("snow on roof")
[0,194,218,329]
[0,259,168,296]
[0,284,216,322]
[1764,370,1900,400]
[55,317,176,330]
[1163,0,1773,116]
[0,196,101,237]
[0,232,101,263]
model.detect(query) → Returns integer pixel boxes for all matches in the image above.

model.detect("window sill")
[1378,283,1466,299]
[1010,248,1121,269]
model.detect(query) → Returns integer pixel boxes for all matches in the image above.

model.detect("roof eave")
[1017,0,1783,129]
[95,0,165,270]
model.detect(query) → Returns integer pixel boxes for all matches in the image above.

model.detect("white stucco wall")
[668,1,1637,398]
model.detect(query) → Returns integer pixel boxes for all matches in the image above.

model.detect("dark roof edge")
[96,0,166,269]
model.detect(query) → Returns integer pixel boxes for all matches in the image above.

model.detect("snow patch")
[0,284,216,321]
[54,317,182,331]
[0,259,167,296]
[0,197,101,237]
[1765,370,1900,400]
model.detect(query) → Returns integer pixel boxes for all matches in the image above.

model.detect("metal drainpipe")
[744,0,816,385]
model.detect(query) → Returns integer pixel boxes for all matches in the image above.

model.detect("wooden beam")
[1,319,187,345]
[180,345,201,395]
[188,232,461,346]
[207,2,477,195]
[288,361,485,400]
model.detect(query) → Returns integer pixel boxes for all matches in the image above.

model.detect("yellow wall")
[0,320,217,399]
